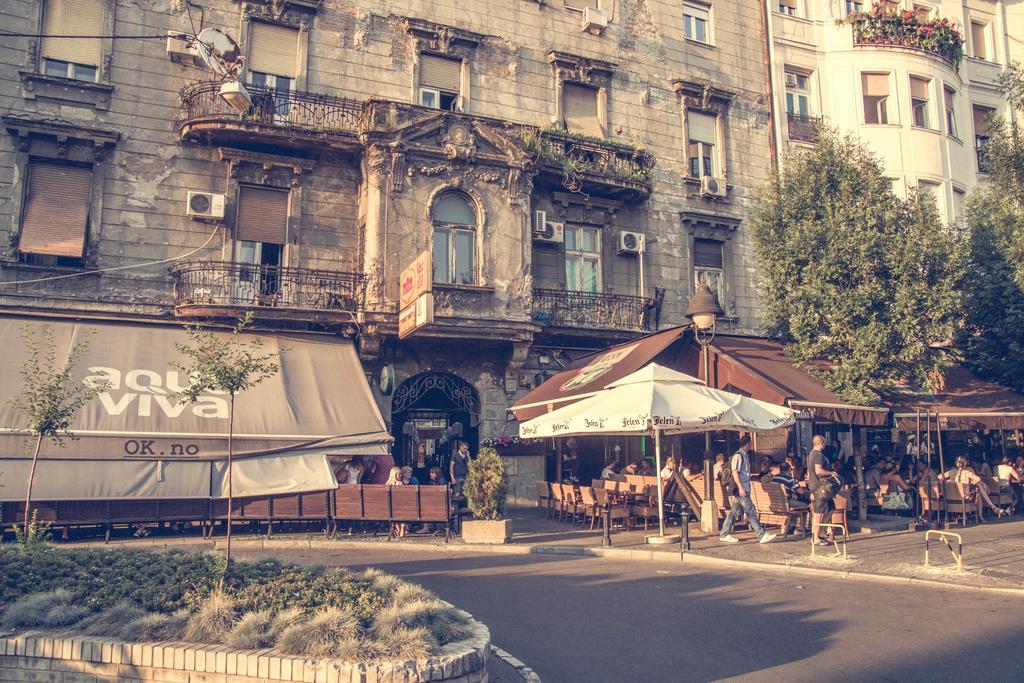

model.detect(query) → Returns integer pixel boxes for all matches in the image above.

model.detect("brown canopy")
[511,327,687,421]
[706,336,890,426]
[882,366,1024,431]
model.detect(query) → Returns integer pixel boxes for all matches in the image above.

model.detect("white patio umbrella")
[519,364,796,536]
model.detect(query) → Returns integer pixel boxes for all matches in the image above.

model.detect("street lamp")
[685,283,724,533]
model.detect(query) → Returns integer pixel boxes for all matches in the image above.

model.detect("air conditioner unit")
[167,31,199,64]
[582,6,609,35]
[186,191,226,220]
[535,221,565,244]
[784,72,799,88]
[617,231,645,255]
[700,175,727,198]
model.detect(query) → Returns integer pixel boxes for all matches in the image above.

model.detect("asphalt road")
[233,546,1021,683]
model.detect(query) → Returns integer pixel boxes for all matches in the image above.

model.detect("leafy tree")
[750,128,966,405]
[957,62,1024,392]
[7,325,107,538]
[174,314,281,560]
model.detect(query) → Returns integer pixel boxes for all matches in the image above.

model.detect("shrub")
[1,589,85,630]
[373,625,436,661]
[462,447,508,520]
[185,591,235,643]
[225,610,274,650]
[276,606,359,657]
[372,599,471,646]
[78,602,147,638]
[124,610,190,642]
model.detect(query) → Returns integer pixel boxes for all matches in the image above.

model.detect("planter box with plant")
[461,447,512,544]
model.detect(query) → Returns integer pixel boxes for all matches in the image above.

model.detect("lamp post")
[685,283,724,533]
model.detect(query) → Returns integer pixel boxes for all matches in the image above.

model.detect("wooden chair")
[943,482,977,527]
[578,487,601,530]
[549,483,565,521]
[628,485,659,531]
[594,487,631,531]
[562,486,584,525]
[591,479,606,490]
[750,480,808,536]
[830,488,850,538]
[535,481,552,516]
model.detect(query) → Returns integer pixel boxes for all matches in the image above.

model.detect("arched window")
[431,192,476,285]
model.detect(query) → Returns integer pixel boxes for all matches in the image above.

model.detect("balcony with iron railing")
[178,81,363,150]
[523,129,656,203]
[786,113,821,144]
[846,10,964,68]
[531,287,662,335]
[169,261,366,328]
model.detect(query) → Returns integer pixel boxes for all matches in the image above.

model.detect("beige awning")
[0,315,390,500]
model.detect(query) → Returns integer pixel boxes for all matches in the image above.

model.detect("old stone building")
[0,0,773,490]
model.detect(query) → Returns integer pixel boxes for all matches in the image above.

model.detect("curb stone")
[74,535,1024,597]
[490,645,541,683]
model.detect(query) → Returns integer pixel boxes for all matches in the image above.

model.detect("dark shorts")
[812,495,834,515]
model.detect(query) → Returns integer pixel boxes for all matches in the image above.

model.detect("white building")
[769,0,1024,222]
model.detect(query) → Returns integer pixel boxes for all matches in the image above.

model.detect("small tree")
[462,447,508,521]
[7,325,107,539]
[174,314,280,560]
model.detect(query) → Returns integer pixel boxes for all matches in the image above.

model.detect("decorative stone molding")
[219,148,314,189]
[548,51,615,87]
[0,608,490,683]
[672,78,736,111]
[4,115,120,154]
[403,17,483,58]
[238,0,318,26]
[19,72,115,110]
[551,191,621,225]
[680,210,741,242]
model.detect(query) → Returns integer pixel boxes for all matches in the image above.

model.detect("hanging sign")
[400,250,433,311]
[398,292,435,339]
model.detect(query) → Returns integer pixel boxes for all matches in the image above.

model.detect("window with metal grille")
[18,160,92,265]
[40,0,103,82]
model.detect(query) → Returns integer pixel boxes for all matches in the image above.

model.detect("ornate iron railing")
[531,288,660,332]
[178,81,363,137]
[170,261,366,314]
[533,130,655,186]
[787,114,821,144]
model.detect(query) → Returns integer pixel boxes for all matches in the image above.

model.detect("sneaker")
[759,533,777,544]
[719,534,740,543]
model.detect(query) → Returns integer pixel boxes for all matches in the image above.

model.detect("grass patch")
[0,547,474,661]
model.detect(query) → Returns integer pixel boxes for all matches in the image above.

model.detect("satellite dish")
[194,28,244,79]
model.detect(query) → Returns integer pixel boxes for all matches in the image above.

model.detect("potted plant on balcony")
[460,446,512,544]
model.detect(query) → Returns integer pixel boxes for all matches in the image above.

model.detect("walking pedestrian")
[719,435,776,544]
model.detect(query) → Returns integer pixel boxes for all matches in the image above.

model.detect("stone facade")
[0,1,774,490]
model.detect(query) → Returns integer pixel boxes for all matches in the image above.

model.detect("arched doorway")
[390,372,480,481]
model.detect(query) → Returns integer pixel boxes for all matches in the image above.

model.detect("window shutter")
[973,106,993,136]
[693,239,724,269]
[248,22,299,78]
[943,88,954,110]
[419,54,461,92]
[862,73,889,97]
[909,77,929,100]
[688,111,717,144]
[236,186,289,244]
[41,0,103,67]
[562,83,602,136]
[19,161,92,258]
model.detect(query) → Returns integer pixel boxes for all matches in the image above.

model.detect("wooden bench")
[330,484,458,540]
[750,480,808,536]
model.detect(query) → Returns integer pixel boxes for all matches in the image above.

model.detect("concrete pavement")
[228,544,1024,683]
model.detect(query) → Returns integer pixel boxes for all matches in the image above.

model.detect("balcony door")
[565,225,602,293]
[247,22,299,120]
[235,185,288,303]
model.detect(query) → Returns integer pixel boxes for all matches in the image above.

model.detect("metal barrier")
[810,522,848,559]
[924,530,964,571]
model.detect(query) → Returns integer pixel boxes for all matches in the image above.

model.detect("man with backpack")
[719,435,776,544]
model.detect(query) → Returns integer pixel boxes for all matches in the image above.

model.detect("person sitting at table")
[660,456,677,481]
[753,456,773,480]
[622,462,638,475]
[712,453,726,479]
[940,455,1007,521]
[880,458,913,495]
[637,460,655,476]
[864,457,882,494]
[786,454,804,481]
[997,456,1021,513]
[601,459,618,480]
[385,467,408,537]
[400,466,419,486]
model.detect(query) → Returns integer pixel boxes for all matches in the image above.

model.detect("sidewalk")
[75,506,1024,593]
